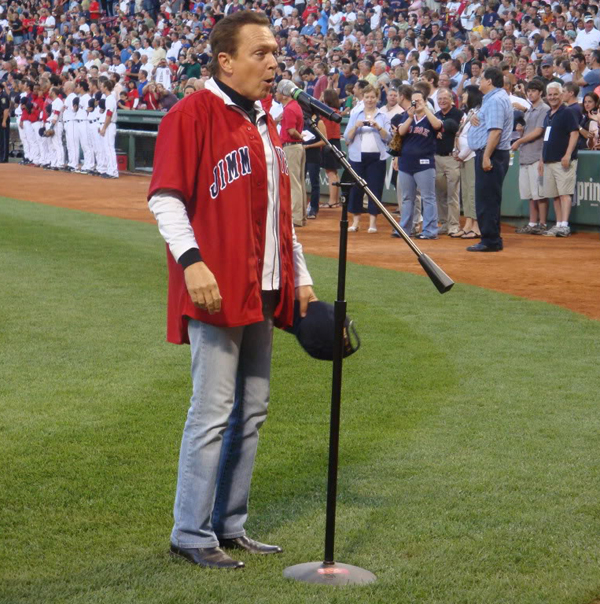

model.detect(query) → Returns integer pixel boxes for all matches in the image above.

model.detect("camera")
[364,120,372,127]
[411,100,417,107]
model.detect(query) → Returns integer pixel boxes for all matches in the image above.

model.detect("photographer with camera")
[343,84,391,234]
[392,88,442,240]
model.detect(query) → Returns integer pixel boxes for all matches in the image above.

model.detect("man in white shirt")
[153,58,172,91]
[166,32,183,61]
[63,81,79,171]
[99,81,119,179]
[75,80,93,174]
[48,87,65,170]
[574,15,600,51]
[344,3,357,23]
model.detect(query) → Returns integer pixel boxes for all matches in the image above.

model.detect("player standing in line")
[86,97,99,174]
[76,81,93,174]
[94,95,109,177]
[48,87,66,170]
[40,100,53,168]
[100,80,119,178]
[63,82,78,171]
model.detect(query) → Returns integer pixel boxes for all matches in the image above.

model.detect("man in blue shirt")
[538,82,579,237]
[467,67,513,251]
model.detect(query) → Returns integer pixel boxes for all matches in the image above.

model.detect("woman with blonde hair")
[343,85,391,233]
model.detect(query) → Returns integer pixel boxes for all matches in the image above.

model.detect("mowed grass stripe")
[1,197,600,604]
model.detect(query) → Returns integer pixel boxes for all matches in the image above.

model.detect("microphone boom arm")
[309,117,454,294]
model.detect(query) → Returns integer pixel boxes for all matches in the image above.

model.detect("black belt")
[436,152,455,157]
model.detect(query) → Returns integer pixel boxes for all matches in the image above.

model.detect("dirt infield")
[3,164,600,320]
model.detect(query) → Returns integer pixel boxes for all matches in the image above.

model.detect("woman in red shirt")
[320,89,342,208]
[126,80,140,109]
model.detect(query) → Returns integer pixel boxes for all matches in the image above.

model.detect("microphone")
[279,80,342,124]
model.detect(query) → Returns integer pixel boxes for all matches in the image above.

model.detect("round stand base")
[283,561,376,585]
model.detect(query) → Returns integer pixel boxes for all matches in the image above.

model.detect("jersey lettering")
[218,159,227,191]
[225,151,240,184]
[209,146,253,199]
[238,146,251,175]
[274,146,289,175]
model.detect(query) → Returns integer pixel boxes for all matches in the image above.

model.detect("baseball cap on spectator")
[566,30,577,39]
[391,58,402,68]
[584,14,594,22]
[541,56,553,67]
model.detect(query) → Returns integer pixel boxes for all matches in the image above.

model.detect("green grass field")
[2,196,600,604]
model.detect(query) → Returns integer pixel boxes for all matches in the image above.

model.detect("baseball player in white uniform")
[75,81,93,173]
[49,87,65,170]
[86,97,99,174]
[63,82,78,171]
[100,80,119,179]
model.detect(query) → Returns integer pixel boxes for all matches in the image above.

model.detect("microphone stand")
[283,118,454,586]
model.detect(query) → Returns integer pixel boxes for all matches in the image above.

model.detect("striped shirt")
[467,87,513,151]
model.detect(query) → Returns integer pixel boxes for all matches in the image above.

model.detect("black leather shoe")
[169,545,245,569]
[219,535,283,555]
[466,242,503,252]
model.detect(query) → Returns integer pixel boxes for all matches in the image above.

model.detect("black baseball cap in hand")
[286,300,360,361]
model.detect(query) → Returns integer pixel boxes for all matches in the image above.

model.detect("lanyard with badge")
[544,107,559,142]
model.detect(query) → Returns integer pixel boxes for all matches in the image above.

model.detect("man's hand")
[482,155,492,171]
[296,285,318,318]
[184,262,222,314]
[471,113,480,127]
[100,127,106,137]
[511,139,521,151]
[561,155,571,169]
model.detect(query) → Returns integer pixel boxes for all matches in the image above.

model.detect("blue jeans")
[348,153,386,215]
[171,292,276,548]
[306,161,321,214]
[398,169,438,238]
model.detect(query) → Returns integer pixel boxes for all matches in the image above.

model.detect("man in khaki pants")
[434,88,464,236]
[276,80,306,227]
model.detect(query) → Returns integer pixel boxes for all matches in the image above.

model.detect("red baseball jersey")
[148,90,296,345]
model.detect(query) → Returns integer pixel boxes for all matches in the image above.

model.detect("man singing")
[148,11,316,570]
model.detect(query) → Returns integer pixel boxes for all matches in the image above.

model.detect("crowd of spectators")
[1,0,600,235]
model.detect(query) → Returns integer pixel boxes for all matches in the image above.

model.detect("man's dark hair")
[356,79,371,91]
[208,10,271,76]
[422,69,439,86]
[414,81,431,98]
[483,67,504,88]
[79,80,90,92]
[397,84,414,102]
[564,81,579,97]
[526,79,544,93]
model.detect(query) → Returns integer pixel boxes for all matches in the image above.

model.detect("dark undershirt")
[178,79,259,269]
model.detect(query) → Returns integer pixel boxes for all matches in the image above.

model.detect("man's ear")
[218,52,234,77]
